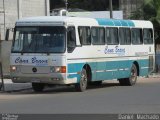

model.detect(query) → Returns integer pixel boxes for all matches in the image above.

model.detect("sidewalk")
[149,73,160,78]
[0,79,32,92]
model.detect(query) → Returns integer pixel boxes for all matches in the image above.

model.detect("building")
[119,0,144,19]
[0,0,50,77]
[0,0,146,40]
[0,0,50,40]
[50,0,144,19]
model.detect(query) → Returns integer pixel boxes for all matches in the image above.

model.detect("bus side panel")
[96,60,131,81]
[128,59,149,77]
[87,62,97,81]
[138,59,149,76]
[96,62,108,80]
[67,62,84,83]
[67,59,150,84]
[67,62,97,83]
[113,60,131,79]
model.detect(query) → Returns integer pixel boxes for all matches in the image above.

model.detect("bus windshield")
[12,26,66,53]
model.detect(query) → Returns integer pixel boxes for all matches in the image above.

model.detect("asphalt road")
[0,77,160,114]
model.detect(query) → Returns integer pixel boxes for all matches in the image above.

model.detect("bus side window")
[91,27,99,45]
[143,29,153,44]
[78,26,91,45]
[91,27,105,45]
[119,28,131,45]
[126,28,131,45]
[99,28,105,45]
[67,26,76,53]
[106,27,118,45]
[131,28,143,45]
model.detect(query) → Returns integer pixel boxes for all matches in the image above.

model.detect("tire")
[119,64,137,86]
[119,78,127,86]
[90,81,102,86]
[32,83,45,92]
[75,68,88,92]
[0,82,2,91]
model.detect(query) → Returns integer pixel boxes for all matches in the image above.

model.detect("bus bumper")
[10,73,77,85]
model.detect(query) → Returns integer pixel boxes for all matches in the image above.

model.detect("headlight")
[10,66,17,72]
[50,66,66,73]
[55,67,61,72]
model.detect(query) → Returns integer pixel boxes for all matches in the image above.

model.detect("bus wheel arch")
[75,64,92,92]
[133,61,139,76]
[83,64,92,82]
[127,62,138,86]
[119,62,138,86]
[32,83,45,92]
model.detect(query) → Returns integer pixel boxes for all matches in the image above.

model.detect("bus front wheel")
[32,83,45,92]
[75,68,88,92]
[119,64,137,86]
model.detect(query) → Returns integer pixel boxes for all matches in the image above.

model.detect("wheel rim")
[131,66,137,83]
[80,71,87,88]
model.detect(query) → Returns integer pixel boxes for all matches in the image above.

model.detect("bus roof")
[16,16,153,28]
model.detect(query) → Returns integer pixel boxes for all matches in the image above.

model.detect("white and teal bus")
[10,16,155,92]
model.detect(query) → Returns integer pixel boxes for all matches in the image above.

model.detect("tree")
[130,0,160,45]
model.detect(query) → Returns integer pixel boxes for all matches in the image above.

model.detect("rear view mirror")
[5,28,14,41]
[5,29,9,41]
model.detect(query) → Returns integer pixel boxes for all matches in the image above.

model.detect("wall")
[119,0,144,19]
[0,40,12,77]
[0,0,50,77]
[0,0,18,40]
[0,0,50,40]
[67,11,123,19]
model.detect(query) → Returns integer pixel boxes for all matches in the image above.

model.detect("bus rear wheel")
[32,83,45,92]
[75,68,88,92]
[119,64,137,86]
[0,83,2,91]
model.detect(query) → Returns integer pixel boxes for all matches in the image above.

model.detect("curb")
[149,73,160,78]
[0,79,32,92]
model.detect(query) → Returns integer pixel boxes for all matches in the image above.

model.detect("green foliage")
[131,0,160,44]
[130,8,144,20]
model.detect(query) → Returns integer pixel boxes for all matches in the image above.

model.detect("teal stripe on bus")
[96,18,114,26]
[95,18,135,27]
[67,59,149,83]
[113,20,122,26]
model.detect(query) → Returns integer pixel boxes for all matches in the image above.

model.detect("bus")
[10,16,155,92]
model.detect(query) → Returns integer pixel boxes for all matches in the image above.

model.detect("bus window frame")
[119,27,131,45]
[67,26,76,53]
[91,26,105,45]
[131,28,143,45]
[105,27,119,45]
[143,28,153,45]
[78,26,91,46]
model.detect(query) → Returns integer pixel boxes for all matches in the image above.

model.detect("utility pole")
[65,0,68,11]
[3,0,6,39]
[109,0,113,19]
[17,0,22,19]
